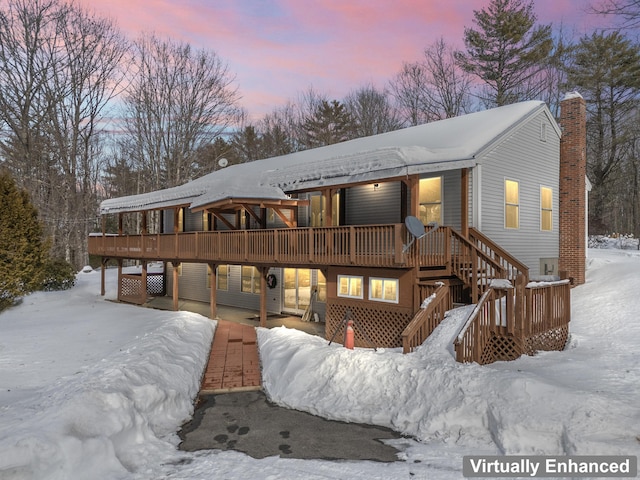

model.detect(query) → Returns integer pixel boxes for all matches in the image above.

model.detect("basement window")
[241,266,261,294]
[215,265,229,291]
[369,278,399,304]
[337,275,363,299]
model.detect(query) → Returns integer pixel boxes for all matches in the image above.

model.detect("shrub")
[40,259,76,292]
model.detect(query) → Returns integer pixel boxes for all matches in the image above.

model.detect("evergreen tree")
[565,31,640,233]
[301,99,355,148]
[0,170,48,310]
[455,0,553,106]
[231,125,263,163]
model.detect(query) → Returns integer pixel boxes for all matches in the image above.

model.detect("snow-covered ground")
[0,244,638,479]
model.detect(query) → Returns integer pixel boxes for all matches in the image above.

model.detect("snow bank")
[0,272,214,480]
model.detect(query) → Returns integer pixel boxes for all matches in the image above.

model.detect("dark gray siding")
[345,182,401,225]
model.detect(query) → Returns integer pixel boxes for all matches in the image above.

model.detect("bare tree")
[390,39,473,126]
[0,0,59,206]
[122,34,241,191]
[46,2,127,265]
[344,84,402,137]
[0,0,127,267]
[422,38,473,120]
[389,62,430,126]
[591,0,640,28]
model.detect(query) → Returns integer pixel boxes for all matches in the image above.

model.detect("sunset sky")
[80,0,613,120]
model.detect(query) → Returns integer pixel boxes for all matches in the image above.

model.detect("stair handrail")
[449,228,507,301]
[401,282,449,353]
[468,227,529,283]
[453,283,517,363]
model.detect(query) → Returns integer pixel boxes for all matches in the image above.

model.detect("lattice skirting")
[121,276,143,298]
[523,325,569,355]
[477,326,569,365]
[326,301,412,348]
[146,274,165,295]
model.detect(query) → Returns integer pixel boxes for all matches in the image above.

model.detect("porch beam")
[211,211,236,230]
[272,207,295,228]
[241,204,264,227]
[461,168,469,237]
[407,175,420,218]
[323,188,332,226]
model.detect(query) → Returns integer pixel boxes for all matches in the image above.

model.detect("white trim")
[337,275,364,299]
[504,178,520,230]
[368,277,399,304]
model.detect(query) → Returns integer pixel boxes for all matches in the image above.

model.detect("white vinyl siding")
[476,109,560,276]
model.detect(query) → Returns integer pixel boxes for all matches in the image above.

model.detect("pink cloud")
[77,0,615,120]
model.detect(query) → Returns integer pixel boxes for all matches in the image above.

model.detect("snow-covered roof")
[100,100,550,214]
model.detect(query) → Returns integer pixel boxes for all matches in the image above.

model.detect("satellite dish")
[405,216,425,239]
[218,157,228,168]
[402,216,439,253]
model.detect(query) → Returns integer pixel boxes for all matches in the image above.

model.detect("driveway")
[179,391,403,462]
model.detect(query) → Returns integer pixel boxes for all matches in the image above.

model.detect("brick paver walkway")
[200,320,261,393]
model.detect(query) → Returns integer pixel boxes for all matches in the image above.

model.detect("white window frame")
[214,264,229,291]
[419,176,443,226]
[540,185,553,232]
[241,265,260,294]
[504,178,520,229]
[368,277,399,304]
[337,275,363,299]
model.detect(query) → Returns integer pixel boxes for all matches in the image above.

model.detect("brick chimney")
[558,92,587,285]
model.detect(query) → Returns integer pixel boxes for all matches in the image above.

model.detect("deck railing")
[453,279,570,364]
[90,224,419,268]
[401,283,449,353]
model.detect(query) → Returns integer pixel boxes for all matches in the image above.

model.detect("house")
[89,94,586,364]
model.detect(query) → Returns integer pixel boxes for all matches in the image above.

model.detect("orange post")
[345,320,354,349]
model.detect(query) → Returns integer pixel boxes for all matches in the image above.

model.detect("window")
[241,266,261,294]
[369,278,399,304]
[419,177,442,225]
[317,270,327,302]
[540,186,553,231]
[215,265,229,290]
[337,275,363,299]
[505,179,519,229]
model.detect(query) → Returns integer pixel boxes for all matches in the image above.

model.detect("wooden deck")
[200,320,262,393]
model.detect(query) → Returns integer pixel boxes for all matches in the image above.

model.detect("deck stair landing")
[200,320,262,393]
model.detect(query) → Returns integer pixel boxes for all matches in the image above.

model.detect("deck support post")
[141,260,147,305]
[209,263,217,319]
[172,261,180,311]
[117,259,123,302]
[260,267,268,327]
[100,258,107,296]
